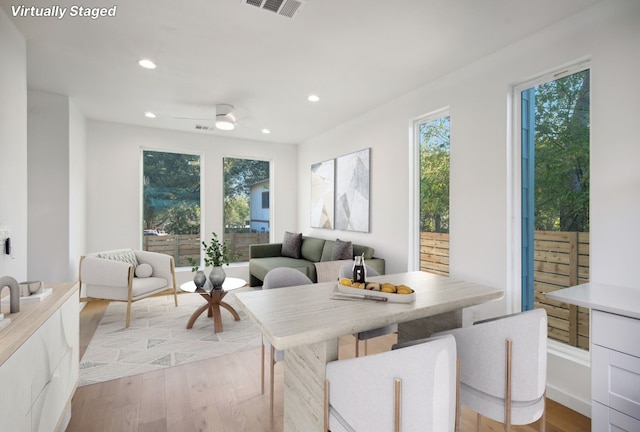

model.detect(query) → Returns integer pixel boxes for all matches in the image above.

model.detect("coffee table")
[180,277,246,333]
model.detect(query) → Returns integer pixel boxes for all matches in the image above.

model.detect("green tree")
[143,151,200,234]
[534,70,590,232]
[223,158,269,231]
[420,116,450,233]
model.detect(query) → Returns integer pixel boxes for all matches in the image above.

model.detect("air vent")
[195,124,213,131]
[243,0,306,18]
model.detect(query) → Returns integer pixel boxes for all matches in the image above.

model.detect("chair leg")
[539,392,547,432]
[455,358,461,432]
[261,342,265,395]
[364,339,369,356]
[125,301,132,328]
[324,380,330,432]
[505,338,513,432]
[355,336,360,357]
[394,378,402,432]
[270,345,276,426]
[476,413,481,432]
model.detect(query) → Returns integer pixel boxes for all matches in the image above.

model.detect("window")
[518,64,590,349]
[415,112,450,275]
[223,157,271,261]
[142,150,201,267]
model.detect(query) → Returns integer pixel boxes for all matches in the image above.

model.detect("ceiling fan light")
[215,114,235,130]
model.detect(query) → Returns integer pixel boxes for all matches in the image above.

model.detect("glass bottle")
[352,254,366,283]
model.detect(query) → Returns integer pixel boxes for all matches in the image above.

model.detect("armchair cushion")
[97,249,139,267]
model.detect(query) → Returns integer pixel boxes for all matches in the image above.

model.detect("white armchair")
[79,249,178,327]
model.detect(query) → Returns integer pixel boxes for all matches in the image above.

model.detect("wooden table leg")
[219,301,241,321]
[185,291,242,333]
[283,338,339,432]
[186,303,211,329]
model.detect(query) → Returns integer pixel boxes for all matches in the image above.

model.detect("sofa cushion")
[282,231,303,259]
[353,244,375,260]
[321,240,336,262]
[332,238,353,260]
[251,257,316,283]
[301,236,326,262]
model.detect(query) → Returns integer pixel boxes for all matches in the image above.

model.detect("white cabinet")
[0,283,79,432]
[591,310,640,429]
[546,283,640,432]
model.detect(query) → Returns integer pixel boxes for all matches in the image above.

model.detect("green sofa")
[249,236,385,286]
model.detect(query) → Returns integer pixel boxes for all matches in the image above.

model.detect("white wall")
[85,120,298,283]
[27,91,70,283]
[298,0,640,415]
[69,101,87,280]
[0,9,28,280]
[26,90,87,283]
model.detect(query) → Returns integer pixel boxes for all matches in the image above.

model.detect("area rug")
[79,289,262,386]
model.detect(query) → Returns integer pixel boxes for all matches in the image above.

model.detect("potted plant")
[190,232,239,291]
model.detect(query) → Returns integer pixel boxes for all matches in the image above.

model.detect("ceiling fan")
[176,104,246,132]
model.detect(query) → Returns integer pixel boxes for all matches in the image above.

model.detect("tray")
[335,282,416,303]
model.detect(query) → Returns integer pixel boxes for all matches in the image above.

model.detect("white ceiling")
[2,0,600,144]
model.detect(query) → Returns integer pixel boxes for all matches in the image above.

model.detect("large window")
[142,150,201,267]
[416,112,450,276]
[518,64,590,349]
[223,157,270,262]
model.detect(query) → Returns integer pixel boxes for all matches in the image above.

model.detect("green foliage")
[420,116,450,233]
[143,151,201,234]
[186,257,200,273]
[533,70,590,232]
[223,158,269,231]
[201,232,239,267]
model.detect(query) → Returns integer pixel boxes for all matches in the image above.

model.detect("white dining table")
[234,270,504,432]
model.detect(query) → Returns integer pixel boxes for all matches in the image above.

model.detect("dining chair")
[325,334,458,432]
[338,261,398,357]
[397,308,548,431]
[260,267,314,424]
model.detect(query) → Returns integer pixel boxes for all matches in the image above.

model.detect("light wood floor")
[68,300,591,432]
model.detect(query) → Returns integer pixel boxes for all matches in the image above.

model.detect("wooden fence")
[420,230,590,349]
[534,230,590,349]
[420,232,450,276]
[143,232,270,267]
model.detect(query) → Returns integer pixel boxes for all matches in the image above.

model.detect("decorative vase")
[193,271,207,289]
[209,266,226,292]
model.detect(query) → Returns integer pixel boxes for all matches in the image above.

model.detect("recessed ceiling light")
[144,112,156,118]
[138,59,156,69]
[262,129,271,134]
[307,94,320,102]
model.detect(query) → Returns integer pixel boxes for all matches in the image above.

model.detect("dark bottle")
[352,255,366,283]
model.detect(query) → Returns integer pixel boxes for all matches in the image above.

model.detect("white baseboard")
[546,384,592,418]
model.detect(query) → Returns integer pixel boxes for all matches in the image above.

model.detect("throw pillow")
[331,238,353,260]
[98,249,139,267]
[281,231,303,259]
[135,263,153,278]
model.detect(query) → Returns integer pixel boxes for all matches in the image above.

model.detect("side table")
[180,277,246,333]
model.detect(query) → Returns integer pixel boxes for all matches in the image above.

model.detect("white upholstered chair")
[338,261,398,357]
[324,334,458,432]
[261,267,314,424]
[79,249,178,328]
[437,309,548,432]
